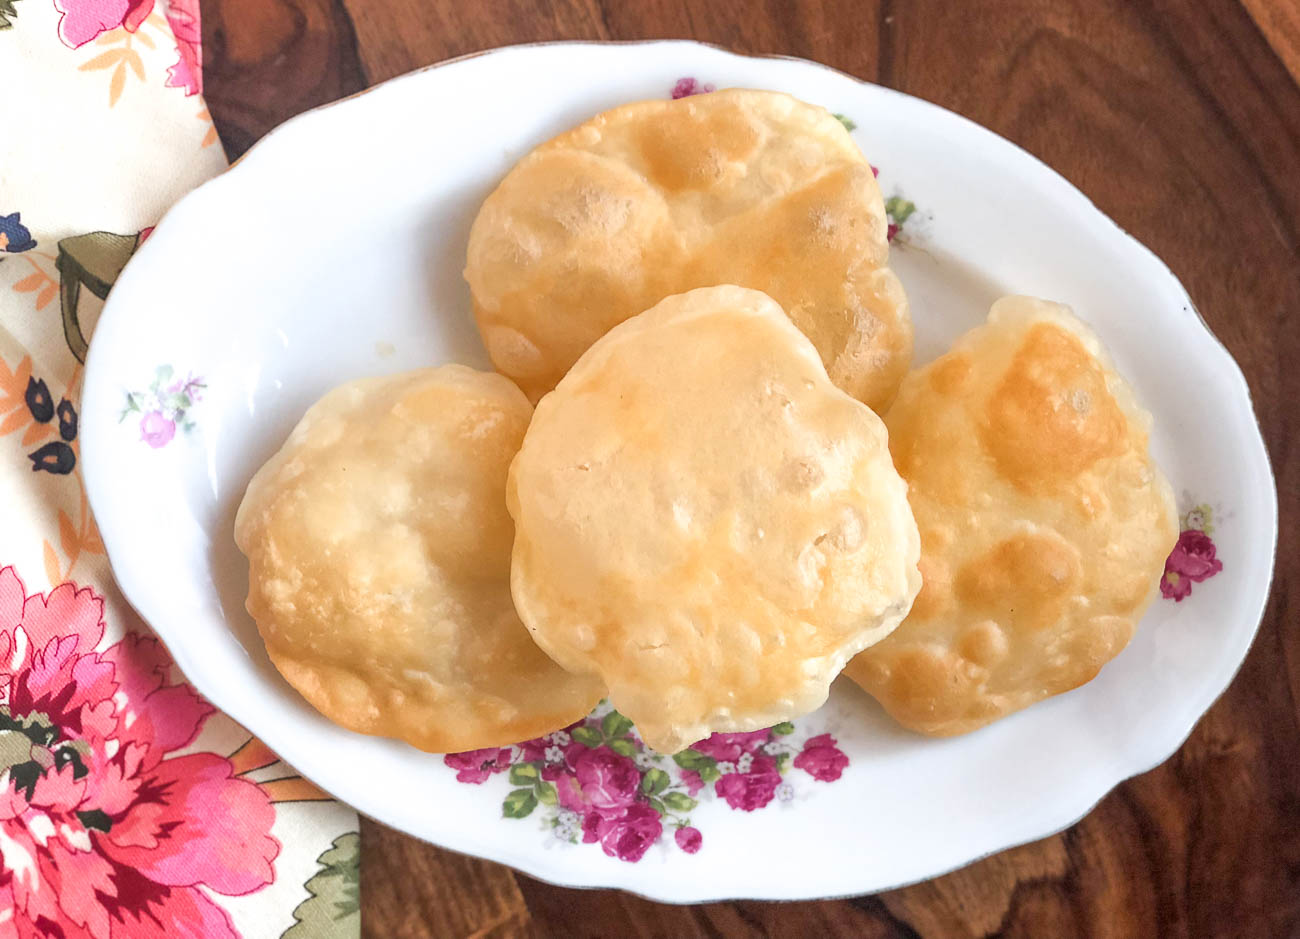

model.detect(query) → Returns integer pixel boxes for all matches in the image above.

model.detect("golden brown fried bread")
[465,88,910,410]
[235,366,603,752]
[507,286,921,753]
[844,296,1178,736]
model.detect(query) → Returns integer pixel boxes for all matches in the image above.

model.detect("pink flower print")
[561,741,587,772]
[56,0,203,99]
[793,733,849,782]
[1161,528,1224,601]
[691,729,770,763]
[580,809,602,843]
[679,769,704,797]
[443,747,513,784]
[671,77,716,99]
[522,724,584,766]
[139,410,176,448]
[163,0,202,95]
[448,707,853,859]
[574,747,640,818]
[0,567,279,938]
[517,735,549,764]
[675,825,702,854]
[583,802,663,862]
[123,366,206,449]
[552,773,590,814]
[715,755,782,811]
[54,0,153,48]
[95,751,276,894]
[120,0,151,30]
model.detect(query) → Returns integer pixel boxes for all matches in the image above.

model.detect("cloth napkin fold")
[0,3,360,936]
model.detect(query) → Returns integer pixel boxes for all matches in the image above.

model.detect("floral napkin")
[0,2,360,936]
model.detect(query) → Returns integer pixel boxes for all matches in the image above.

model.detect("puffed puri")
[465,87,911,412]
[234,365,605,753]
[843,296,1179,736]
[506,285,922,754]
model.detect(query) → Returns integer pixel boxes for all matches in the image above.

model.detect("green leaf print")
[885,196,917,225]
[770,721,795,736]
[602,710,634,739]
[672,748,715,771]
[662,791,698,812]
[571,725,603,748]
[833,113,857,132]
[118,394,141,423]
[607,738,637,757]
[281,832,361,939]
[536,780,558,805]
[503,788,538,818]
[640,768,670,796]
[508,762,539,785]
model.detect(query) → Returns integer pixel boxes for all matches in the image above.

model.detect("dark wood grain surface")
[199,2,1300,935]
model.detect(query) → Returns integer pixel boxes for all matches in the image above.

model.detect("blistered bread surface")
[235,365,603,752]
[844,296,1178,735]
[466,88,911,410]
[507,286,921,753]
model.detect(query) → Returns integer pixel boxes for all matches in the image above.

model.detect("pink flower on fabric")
[715,755,782,811]
[163,0,202,95]
[793,733,849,782]
[138,410,175,448]
[671,77,716,99]
[1160,528,1223,601]
[691,729,770,764]
[674,825,702,854]
[443,747,513,784]
[574,747,640,818]
[582,802,663,862]
[54,0,153,49]
[0,567,279,938]
[56,0,203,98]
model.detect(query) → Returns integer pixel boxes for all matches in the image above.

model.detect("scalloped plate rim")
[80,40,1278,902]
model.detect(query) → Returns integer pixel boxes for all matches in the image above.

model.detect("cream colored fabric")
[0,4,358,935]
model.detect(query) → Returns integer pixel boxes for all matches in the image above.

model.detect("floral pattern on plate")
[1162,502,1224,602]
[446,701,849,862]
[120,364,204,448]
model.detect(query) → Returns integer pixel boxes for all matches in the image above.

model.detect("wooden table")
[200,1,1299,935]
